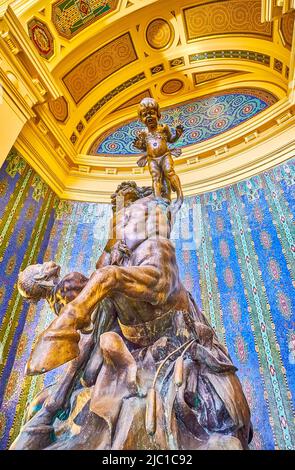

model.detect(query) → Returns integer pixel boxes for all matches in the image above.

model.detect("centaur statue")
[11,181,251,450]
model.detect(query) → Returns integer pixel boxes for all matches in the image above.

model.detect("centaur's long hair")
[111,181,153,212]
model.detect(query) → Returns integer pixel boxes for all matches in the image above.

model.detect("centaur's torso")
[98,195,190,330]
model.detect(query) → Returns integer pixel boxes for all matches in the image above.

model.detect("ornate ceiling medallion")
[146,18,174,50]
[28,18,54,60]
[48,96,69,123]
[161,79,184,95]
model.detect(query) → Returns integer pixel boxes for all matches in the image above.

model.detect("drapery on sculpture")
[11,178,252,450]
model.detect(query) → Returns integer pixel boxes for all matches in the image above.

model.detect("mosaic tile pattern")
[52,0,119,39]
[90,88,277,156]
[0,149,58,447]
[189,50,271,65]
[0,149,294,450]
[172,159,295,449]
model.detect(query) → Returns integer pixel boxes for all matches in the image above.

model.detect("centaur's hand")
[110,240,131,266]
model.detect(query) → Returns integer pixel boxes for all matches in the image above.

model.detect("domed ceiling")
[90,88,278,156]
[1,0,295,201]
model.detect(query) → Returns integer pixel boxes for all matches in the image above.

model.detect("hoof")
[26,329,80,375]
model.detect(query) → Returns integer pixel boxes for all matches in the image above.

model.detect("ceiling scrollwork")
[280,10,295,47]
[62,32,138,104]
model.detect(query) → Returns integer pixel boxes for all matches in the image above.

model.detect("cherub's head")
[138,98,161,128]
[18,261,61,302]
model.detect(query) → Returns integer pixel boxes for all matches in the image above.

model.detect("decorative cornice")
[62,111,295,202]
[261,0,295,22]
[15,124,67,197]
[1,6,62,99]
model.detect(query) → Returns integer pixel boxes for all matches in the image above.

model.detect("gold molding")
[261,0,295,22]
[62,119,295,202]
[1,0,294,203]
[1,5,62,99]
[15,121,67,197]
[16,99,294,203]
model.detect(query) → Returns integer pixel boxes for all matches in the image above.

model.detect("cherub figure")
[133,98,184,210]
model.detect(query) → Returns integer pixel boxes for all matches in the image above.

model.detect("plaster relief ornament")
[11,179,252,450]
[28,18,54,60]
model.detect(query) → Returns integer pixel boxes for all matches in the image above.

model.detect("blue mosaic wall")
[0,151,294,450]
[172,160,295,450]
[0,148,58,448]
[90,88,277,156]
[0,188,111,448]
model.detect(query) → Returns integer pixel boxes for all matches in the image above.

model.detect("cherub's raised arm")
[133,131,147,151]
[164,124,184,144]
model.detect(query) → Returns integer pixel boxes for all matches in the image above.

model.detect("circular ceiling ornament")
[161,79,184,95]
[146,18,174,50]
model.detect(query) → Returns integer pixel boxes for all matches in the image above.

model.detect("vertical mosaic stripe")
[264,173,295,281]
[196,196,226,344]
[229,186,294,449]
[0,191,54,359]
[0,167,33,262]
[0,149,57,448]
